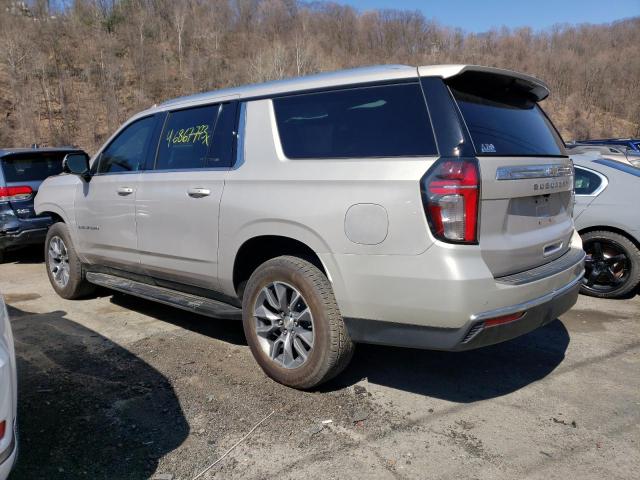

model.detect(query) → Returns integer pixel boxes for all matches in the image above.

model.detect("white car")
[566,144,640,168]
[0,295,17,479]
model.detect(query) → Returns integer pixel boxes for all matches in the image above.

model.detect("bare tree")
[0,0,637,152]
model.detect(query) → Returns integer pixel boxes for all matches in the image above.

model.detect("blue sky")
[338,0,639,32]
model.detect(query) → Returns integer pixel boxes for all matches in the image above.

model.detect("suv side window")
[206,102,238,168]
[574,166,603,195]
[155,103,238,170]
[273,83,437,159]
[98,116,156,174]
[156,104,219,170]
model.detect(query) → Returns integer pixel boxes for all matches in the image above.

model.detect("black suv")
[0,147,85,262]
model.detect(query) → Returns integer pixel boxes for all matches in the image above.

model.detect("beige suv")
[35,65,584,389]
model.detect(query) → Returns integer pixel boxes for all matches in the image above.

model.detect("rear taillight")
[0,420,5,440]
[421,158,479,243]
[0,186,33,202]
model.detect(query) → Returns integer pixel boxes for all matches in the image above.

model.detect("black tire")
[580,230,640,299]
[242,256,354,389]
[44,223,95,299]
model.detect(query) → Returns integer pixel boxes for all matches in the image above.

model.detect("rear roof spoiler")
[418,64,550,101]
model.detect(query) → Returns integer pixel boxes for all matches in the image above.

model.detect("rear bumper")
[0,227,48,250]
[324,234,585,329]
[344,272,582,350]
[326,229,585,349]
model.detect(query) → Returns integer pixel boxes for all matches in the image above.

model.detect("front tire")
[45,223,95,299]
[580,230,640,299]
[242,256,354,389]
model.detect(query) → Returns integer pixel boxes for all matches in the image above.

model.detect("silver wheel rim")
[253,281,314,369]
[48,236,70,288]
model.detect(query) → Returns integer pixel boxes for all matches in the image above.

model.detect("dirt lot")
[1,246,639,480]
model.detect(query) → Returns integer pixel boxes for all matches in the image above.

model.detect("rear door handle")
[187,188,211,198]
[117,187,134,196]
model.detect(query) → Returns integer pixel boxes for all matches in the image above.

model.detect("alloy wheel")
[253,281,314,369]
[582,238,630,294]
[48,235,70,288]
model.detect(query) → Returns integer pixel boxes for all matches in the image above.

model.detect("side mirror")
[63,153,91,181]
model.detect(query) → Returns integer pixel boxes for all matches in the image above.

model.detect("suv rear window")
[448,72,565,156]
[1,154,65,182]
[273,83,437,159]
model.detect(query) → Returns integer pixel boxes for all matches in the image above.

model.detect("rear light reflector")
[421,158,479,243]
[0,186,33,202]
[0,420,5,440]
[484,312,524,328]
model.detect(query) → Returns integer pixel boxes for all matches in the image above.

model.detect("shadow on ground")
[327,319,571,402]
[1,245,44,265]
[111,291,569,403]
[110,293,247,347]
[8,305,189,480]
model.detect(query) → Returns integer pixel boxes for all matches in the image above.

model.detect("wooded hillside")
[1,0,639,153]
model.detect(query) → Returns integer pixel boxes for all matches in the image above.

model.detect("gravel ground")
[1,246,638,480]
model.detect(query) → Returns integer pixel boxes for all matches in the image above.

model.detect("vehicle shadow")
[1,245,44,264]
[109,293,247,346]
[109,291,570,402]
[327,319,571,402]
[7,305,189,480]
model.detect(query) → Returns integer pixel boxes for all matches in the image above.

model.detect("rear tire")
[45,223,95,299]
[242,256,354,389]
[580,230,640,299]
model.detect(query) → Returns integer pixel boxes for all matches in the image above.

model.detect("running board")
[85,272,242,320]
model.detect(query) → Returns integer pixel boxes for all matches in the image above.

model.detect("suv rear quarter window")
[574,166,604,195]
[273,83,437,159]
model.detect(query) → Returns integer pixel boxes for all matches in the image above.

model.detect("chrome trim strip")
[496,164,574,180]
[470,270,584,322]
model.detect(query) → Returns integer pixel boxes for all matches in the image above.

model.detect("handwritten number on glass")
[166,124,210,148]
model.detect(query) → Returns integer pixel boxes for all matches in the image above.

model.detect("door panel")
[136,172,224,288]
[74,174,140,269]
[135,102,237,289]
[74,114,159,270]
[442,72,575,277]
[478,157,575,277]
